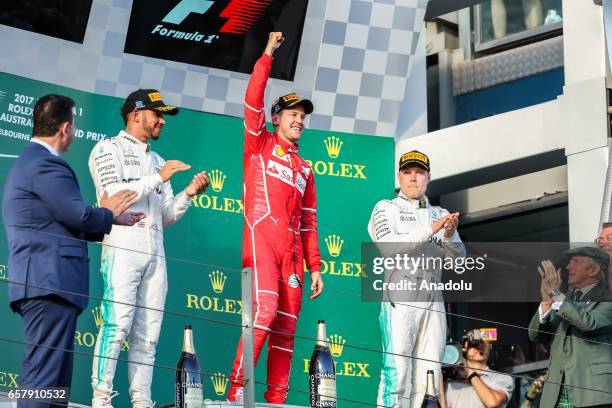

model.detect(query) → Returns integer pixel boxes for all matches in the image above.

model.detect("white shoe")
[228,387,244,403]
[133,400,156,408]
[92,391,119,408]
[133,401,156,408]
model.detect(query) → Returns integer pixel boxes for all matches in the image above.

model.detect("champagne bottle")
[420,370,441,408]
[309,320,337,408]
[175,325,203,408]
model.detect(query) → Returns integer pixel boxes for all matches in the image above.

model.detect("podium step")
[0,395,306,408]
[204,402,305,408]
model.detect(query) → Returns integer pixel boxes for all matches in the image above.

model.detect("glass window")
[476,0,563,51]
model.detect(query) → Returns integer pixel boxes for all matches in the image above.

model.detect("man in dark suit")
[529,247,612,408]
[2,94,143,407]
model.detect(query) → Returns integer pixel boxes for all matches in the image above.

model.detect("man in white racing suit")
[88,89,210,408]
[368,150,466,408]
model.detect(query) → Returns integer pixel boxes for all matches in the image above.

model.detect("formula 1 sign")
[125,0,308,81]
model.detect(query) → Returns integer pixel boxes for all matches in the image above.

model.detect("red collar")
[275,133,299,154]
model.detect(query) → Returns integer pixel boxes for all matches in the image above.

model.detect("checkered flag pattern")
[0,0,427,136]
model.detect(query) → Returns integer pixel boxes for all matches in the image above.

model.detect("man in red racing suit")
[228,32,324,404]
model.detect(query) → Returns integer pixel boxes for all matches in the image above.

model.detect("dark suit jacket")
[528,282,612,407]
[2,142,113,312]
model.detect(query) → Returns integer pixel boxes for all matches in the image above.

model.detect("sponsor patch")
[266,160,294,187]
[399,215,417,222]
[156,105,177,112]
[283,94,299,103]
[288,273,301,288]
[401,151,429,164]
[301,165,311,177]
[148,92,162,102]
[272,145,289,162]
[295,172,306,195]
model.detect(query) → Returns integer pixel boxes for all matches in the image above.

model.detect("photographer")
[441,330,514,408]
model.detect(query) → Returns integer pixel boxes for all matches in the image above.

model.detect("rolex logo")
[325,234,344,258]
[92,306,103,329]
[209,169,227,193]
[211,372,228,396]
[209,270,227,294]
[327,334,346,357]
[324,136,343,159]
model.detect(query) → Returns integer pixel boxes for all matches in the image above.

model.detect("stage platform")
[0,395,305,407]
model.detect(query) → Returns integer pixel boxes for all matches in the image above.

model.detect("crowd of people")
[2,31,612,408]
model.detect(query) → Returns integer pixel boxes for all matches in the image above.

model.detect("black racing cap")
[271,93,314,115]
[399,150,430,172]
[121,89,179,116]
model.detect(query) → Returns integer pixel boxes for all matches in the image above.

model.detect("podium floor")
[0,395,305,407]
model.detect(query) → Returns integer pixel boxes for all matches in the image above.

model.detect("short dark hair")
[32,94,75,137]
[121,109,129,125]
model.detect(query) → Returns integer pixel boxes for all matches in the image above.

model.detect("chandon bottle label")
[175,326,203,408]
[309,320,337,408]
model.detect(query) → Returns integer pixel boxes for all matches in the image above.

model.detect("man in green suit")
[529,246,612,407]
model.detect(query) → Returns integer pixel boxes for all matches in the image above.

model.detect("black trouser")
[15,295,79,408]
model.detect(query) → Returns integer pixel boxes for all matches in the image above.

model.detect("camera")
[442,329,497,380]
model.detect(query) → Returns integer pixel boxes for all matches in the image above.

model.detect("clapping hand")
[185,171,210,197]
[538,260,561,301]
[443,213,460,238]
[431,213,459,236]
[159,160,191,182]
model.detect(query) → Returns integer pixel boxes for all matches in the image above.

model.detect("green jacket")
[529,283,612,407]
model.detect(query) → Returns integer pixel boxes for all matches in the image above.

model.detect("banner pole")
[241,267,255,407]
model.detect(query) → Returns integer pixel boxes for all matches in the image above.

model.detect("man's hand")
[264,32,284,57]
[100,190,138,219]
[538,260,561,301]
[185,171,210,197]
[159,160,191,182]
[431,214,453,235]
[310,271,323,299]
[114,211,146,226]
[455,358,475,379]
[443,213,460,238]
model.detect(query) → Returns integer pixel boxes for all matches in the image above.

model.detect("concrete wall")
[395,0,610,241]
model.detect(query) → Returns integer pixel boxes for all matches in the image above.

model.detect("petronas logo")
[324,136,343,158]
[327,334,346,357]
[209,169,227,192]
[211,373,228,396]
[209,270,227,294]
[325,234,344,258]
[92,306,103,328]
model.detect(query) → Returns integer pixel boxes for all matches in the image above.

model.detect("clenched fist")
[265,32,284,57]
